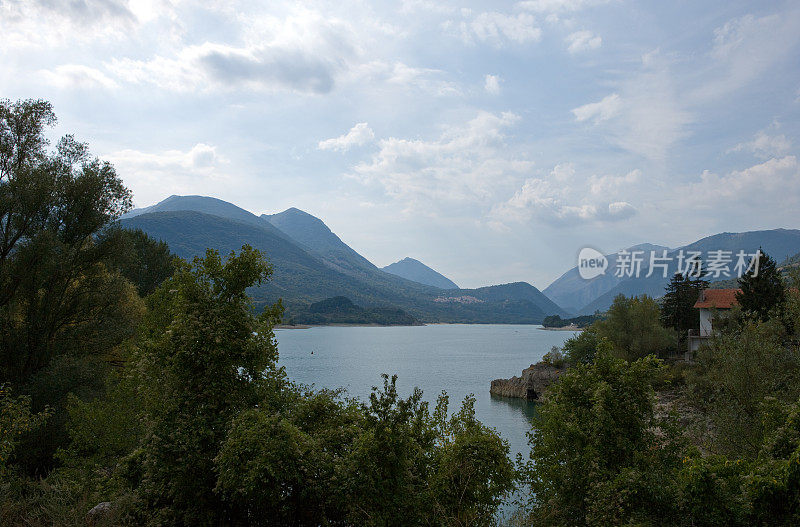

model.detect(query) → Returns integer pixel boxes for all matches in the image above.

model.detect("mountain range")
[121,195,800,322]
[544,229,800,314]
[120,196,566,323]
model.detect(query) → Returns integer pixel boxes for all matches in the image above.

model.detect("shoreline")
[540,325,584,331]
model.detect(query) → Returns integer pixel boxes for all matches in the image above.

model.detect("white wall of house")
[699,308,713,337]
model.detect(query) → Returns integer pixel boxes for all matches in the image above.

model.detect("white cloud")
[691,11,800,102]
[491,164,639,226]
[453,12,542,46]
[518,0,612,14]
[570,52,693,160]
[484,74,502,94]
[0,0,138,50]
[729,130,793,159]
[353,111,531,209]
[108,143,231,206]
[319,123,375,152]
[686,156,799,209]
[39,64,119,90]
[566,30,602,53]
[572,93,621,122]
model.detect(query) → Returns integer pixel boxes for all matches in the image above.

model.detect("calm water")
[274,324,575,487]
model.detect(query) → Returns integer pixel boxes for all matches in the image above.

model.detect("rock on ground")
[490,362,563,400]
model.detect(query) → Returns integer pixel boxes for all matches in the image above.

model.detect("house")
[686,288,740,357]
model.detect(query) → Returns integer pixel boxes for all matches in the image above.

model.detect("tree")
[594,294,674,361]
[0,99,141,474]
[0,98,135,384]
[524,348,682,526]
[661,272,708,348]
[737,249,786,322]
[100,227,176,297]
[132,246,283,524]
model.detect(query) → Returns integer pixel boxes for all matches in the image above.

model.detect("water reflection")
[489,393,539,424]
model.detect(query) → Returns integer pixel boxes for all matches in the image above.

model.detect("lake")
[275,323,576,509]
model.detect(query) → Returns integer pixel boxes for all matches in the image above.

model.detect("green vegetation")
[513,256,800,526]
[541,314,598,328]
[1,99,517,526]
[4,98,799,525]
[660,271,708,348]
[294,295,420,325]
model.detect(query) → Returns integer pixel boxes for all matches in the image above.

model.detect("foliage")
[524,348,682,526]
[0,384,51,472]
[131,245,283,524]
[542,314,599,328]
[561,328,599,365]
[661,272,708,348]
[99,227,176,297]
[690,319,800,458]
[541,346,565,368]
[594,294,674,360]
[298,295,419,325]
[738,249,786,322]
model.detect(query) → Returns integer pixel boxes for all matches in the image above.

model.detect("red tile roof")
[694,288,741,309]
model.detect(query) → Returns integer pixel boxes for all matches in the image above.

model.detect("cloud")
[491,164,639,226]
[685,156,799,210]
[0,0,137,49]
[356,61,460,95]
[691,11,800,102]
[108,38,343,94]
[729,130,793,159]
[518,0,612,14]
[570,52,692,160]
[353,111,531,209]
[39,64,119,90]
[451,12,542,46]
[484,74,502,94]
[566,30,602,53]
[572,93,621,122]
[108,143,231,206]
[319,123,375,152]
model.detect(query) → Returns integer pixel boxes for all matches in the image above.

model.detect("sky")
[2,0,799,289]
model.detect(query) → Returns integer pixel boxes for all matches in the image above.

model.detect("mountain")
[546,229,800,315]
[262,207,378,278]
[124,195,276,231]
[382,257,459,289]
[121,196,566,323]
[543,243,670,314]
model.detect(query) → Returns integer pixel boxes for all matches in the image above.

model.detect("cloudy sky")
[3,0,799,288]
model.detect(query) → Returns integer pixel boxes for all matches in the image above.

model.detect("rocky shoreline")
[490,362,564,401]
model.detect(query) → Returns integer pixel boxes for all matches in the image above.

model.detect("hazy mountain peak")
[382,257,459,290]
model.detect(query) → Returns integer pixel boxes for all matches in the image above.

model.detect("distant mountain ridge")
[382,257,459,289]
[122,195,567,323]
[544,229,800,315]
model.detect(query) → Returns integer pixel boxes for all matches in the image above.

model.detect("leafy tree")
[690,319,800,459]
[737,249,786,322]
[0,384,51,472]
[132,245,283,524]
[524,347,682,526]
[594,294,674,361]
[100,227,176,297]
[661,272,708,348]
[561,328,599,365]
[0,98,135,385]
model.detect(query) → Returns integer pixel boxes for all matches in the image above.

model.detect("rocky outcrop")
[490,362,564,400]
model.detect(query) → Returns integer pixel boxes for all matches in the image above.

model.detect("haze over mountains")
[382,257,459,289]
[545,230,800,314]
[121,195,800,322]
[121,196,565,323]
